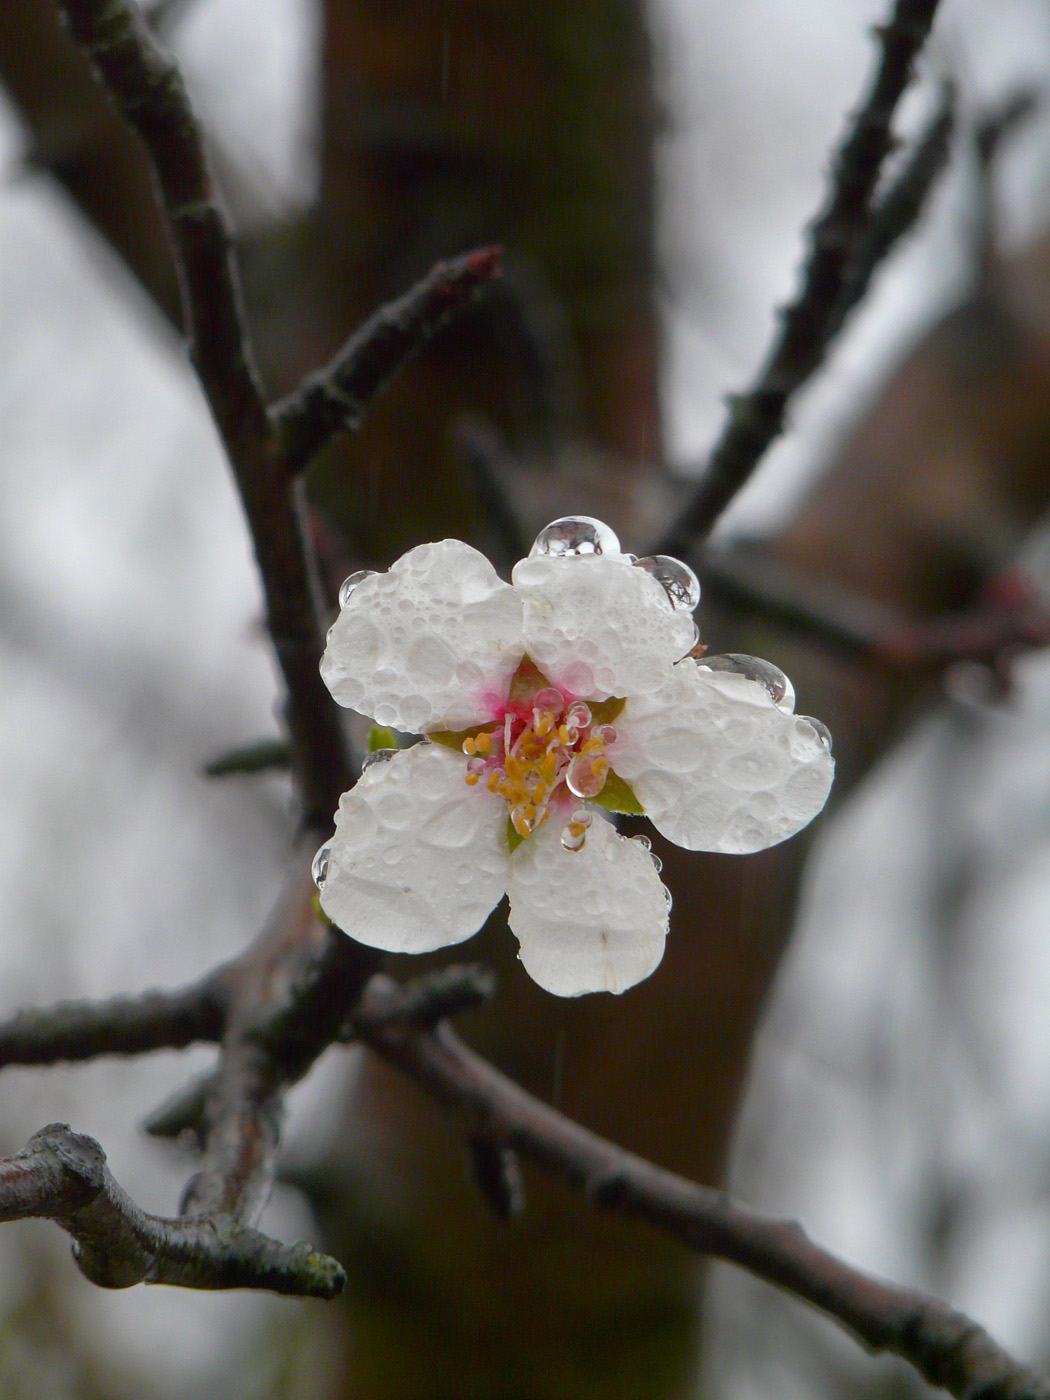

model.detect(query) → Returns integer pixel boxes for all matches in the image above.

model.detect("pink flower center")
[461,688,617,845]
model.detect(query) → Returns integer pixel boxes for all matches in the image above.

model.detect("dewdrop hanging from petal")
[314,518,834,998]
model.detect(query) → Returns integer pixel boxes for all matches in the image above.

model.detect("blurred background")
[2,0,1050,1395]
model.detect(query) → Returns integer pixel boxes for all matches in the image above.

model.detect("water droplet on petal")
[362,748,398,772]
[565,701,592,730]
[633,834,652,852]
[560,825,587,852]
[311,844,331,889]
[338,570,377,608]
[593,724,617,745]
[566,753,607,799]
[534,687,565,714]
[701,653,794,708]
[633,555,701,611]
[650,853,663,874]
[800,715,832,750]
[571,807,593,829]
[663,886,673,911]
[529,516,621,558]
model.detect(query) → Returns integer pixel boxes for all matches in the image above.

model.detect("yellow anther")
[511,807,533,838]
[464,771,480,786]
[534,712,554,737]
[505,753,525,781]
[462,736,478,755]
[475,731,493,754]
[558,724,572,745]
[486,771,500,792]
[593,755,609,776]
[582,735,604,754]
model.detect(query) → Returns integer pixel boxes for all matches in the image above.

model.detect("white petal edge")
[506,814,669,996]
[320,742,510,952]
[511,552,697,701]
[610,662,834,854]
[322,540,525,732]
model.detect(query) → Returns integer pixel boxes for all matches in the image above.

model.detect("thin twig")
[272,248,504,478]
[659,0,943,552]
[0,1124,343,1297]
[354,985,1049,1400]
[202,738,291,778]
[832,80,954,335]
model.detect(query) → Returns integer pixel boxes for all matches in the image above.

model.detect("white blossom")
[315,519,834,997]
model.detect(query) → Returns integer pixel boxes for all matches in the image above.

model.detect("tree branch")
[271,248,504,478]
[0,980,226,1067]
[57,0,350,825]
[354,977,1049,1400]
[0,1123,343,1297]
[660,0,944,552]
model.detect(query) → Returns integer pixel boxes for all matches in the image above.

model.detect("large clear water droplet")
[339,570,377,608]
[566,753,607,799]
[560,825,587,853]
[633,555,701,611]
[701,653,794,709]
[529,516,620,558]
[362,748,398,772]
[311,844,331,890]
[800,716,832,750]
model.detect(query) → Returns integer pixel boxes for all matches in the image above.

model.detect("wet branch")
[57,0,350,825]
[699,548,1050,680]
[660,0,944,552]
[354,976,1049,1400]
[272,248,504,478]
[0,979,226,1066]
[0,1123,343,1297]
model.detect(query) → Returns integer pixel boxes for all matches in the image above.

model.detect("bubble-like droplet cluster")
[339,570,377,609]
[529,516,621,558]
[322,541,524,732]
[311,844,331,890]
[608,662,834,856]
[632,555,701,612]
[362,747,398,772]
[700,653,794,710]
[507,818,671,996]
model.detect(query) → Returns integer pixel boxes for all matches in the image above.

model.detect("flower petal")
[322,540,525,731]
[506,815,669,996]
[610,662,834,854]
[511,553,697,700]
[320,742,509,952]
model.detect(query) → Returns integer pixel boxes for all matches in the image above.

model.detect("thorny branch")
[660,0,944,552]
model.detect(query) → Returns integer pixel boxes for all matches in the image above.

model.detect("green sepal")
[367,725,398,753]
[589,769,645,815]
[588,696,626,725]
[506,655,557,710]
[506,818,525,854]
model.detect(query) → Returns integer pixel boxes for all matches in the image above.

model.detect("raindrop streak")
[339,570,377,608]
[633,555,701,611]
[801,716,832,750]
[529,516,620,558]
[362,748,398,771]
[311,844,331,890]
[700,653,794,709]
